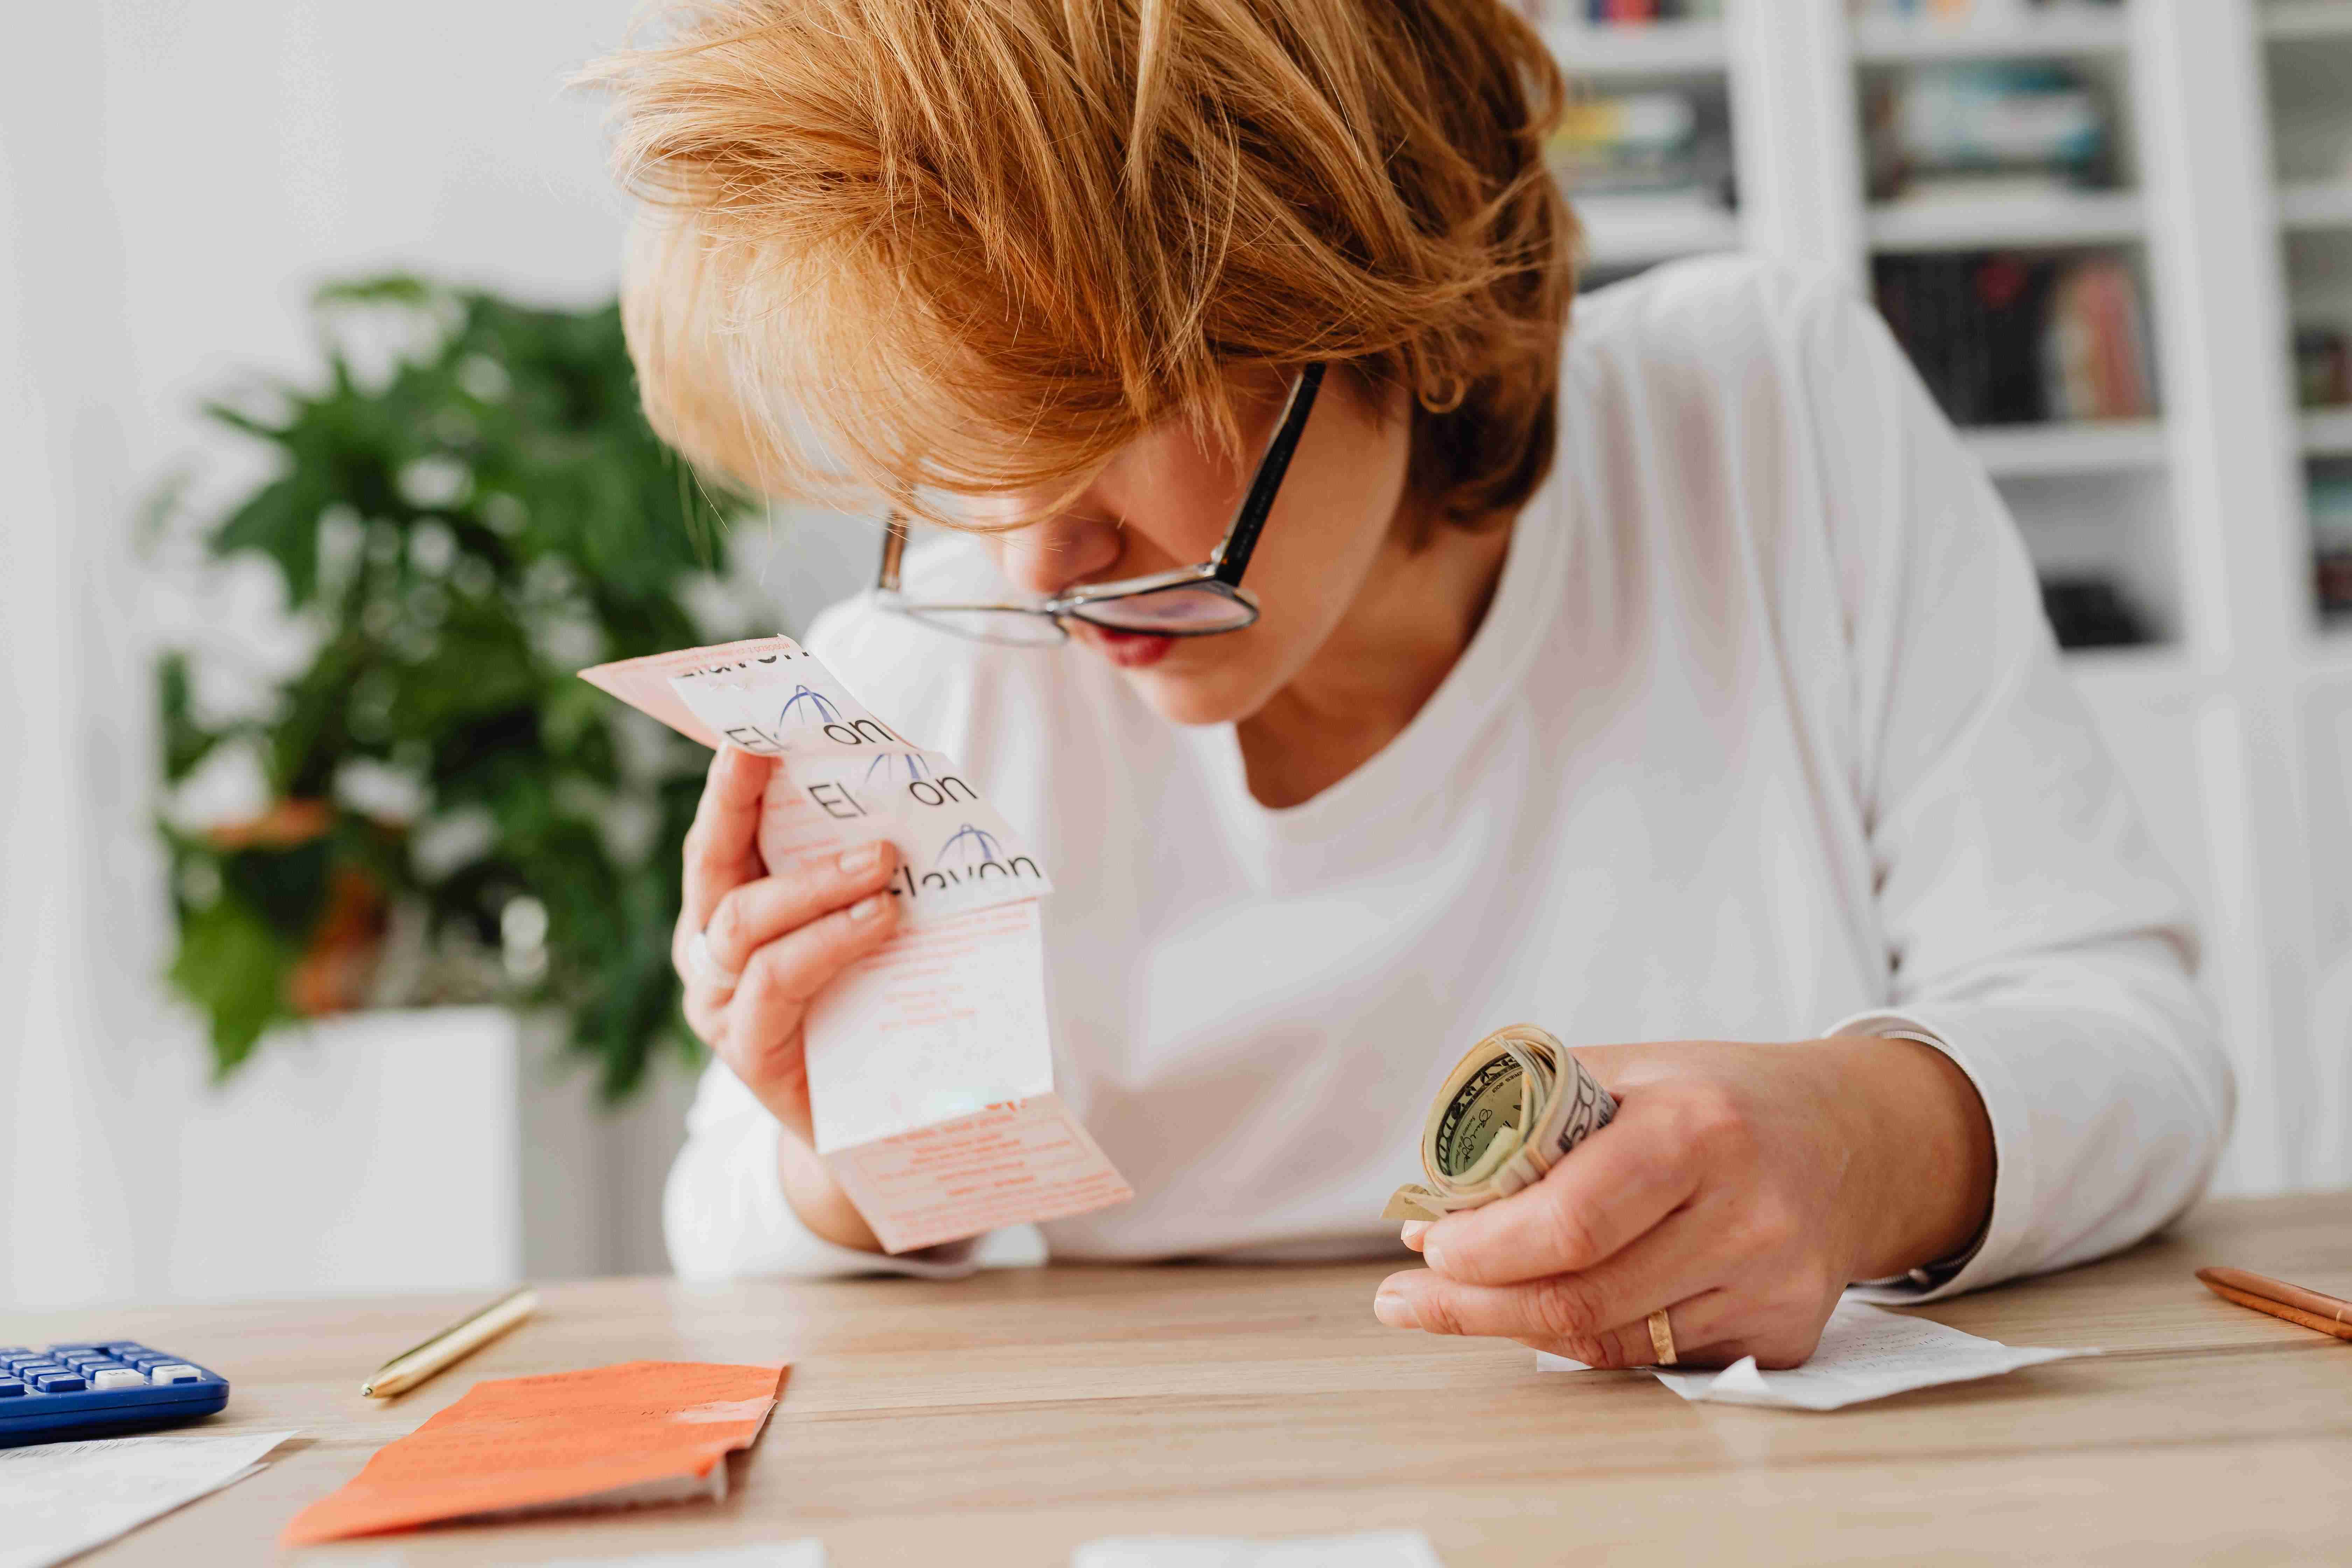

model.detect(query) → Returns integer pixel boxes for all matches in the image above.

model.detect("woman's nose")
[997,514,1126,598]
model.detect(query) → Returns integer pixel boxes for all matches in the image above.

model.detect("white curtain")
[2,0,662,1308]
[2,2,155,1308]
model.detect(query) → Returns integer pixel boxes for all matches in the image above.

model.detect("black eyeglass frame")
[872,362,1327,644]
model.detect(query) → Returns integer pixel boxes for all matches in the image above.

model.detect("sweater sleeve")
[663,1059,988,1281]
[1786,275,2236,1301]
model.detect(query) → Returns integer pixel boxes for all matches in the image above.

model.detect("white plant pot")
[162,1006,524,1301]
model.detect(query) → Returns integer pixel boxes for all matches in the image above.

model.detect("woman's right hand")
[674,744,903,1250]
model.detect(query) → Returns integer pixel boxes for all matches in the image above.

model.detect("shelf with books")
[1850,10,2131,65]
[1542,20,1729,79]
[1546,46,1738,279]
[1865,188,2143,252]
[1965,418,2167,479]
[2001,466,2179,651]
[1875,245,2157,452]
[1685,1,2352,1186]
[2309,454,2352,622]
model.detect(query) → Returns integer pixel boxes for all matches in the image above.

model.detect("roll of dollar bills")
[1382,1024,1616,1222]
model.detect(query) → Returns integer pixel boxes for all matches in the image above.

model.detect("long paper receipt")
[582,635,1132,1252]
[0,1428,294,1568]
[281,1360,785,1545]
[1538,1297,2084,1410]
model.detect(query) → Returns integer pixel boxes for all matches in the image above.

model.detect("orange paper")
[282,1360,788,1545]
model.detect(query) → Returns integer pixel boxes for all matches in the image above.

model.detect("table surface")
[9,1191,2351,1566]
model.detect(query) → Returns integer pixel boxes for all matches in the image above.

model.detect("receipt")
[0,1428,294,1568]
[581,636,1131,1252]
[1074,1533,1446,1568]
[1536,1297,2084,1409]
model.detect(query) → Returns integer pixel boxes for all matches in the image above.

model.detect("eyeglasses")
[872,363,1326,646]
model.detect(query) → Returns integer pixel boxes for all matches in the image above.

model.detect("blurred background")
[6,0,2350,1311]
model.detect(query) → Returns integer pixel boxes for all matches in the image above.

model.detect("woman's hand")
[674,744,903,1251]
[1373,1037,1994,1369]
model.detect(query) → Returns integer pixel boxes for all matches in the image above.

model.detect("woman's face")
[970,371,1414,726]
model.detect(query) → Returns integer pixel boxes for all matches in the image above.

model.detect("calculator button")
[89,1368,146,1390]
[33,1373,87,1393]
[0,1379,23,1397]
[148,1364,204,1385]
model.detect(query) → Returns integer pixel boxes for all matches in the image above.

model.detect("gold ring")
[1647,1308,1678,1366]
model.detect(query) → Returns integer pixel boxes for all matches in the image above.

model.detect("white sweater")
[664,256,2233,1299]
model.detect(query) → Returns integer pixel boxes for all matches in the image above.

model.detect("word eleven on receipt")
[580,635,1133,1252]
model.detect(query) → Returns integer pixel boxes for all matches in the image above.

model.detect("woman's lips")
[1082,626,1176,668]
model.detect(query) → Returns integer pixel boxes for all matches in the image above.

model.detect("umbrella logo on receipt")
[778,685,843,727]
[938,822,1006,867]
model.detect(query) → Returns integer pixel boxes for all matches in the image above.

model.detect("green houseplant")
[156,276,751,1098]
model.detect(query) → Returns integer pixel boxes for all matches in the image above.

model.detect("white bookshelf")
[1575,192,1742,270]
[1541,20,1728,78]
[2280,179,2352,232]
[1544,1,2351,1195]
[1851,10,2132,63]
[2264,0,2352,41]
[1543,18,1743,280]
[1965,419,2168,479]
[1865,188,2146,252]
[2307,407,2352,456]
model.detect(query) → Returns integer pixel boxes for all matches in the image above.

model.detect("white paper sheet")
[579,635,1130,1253]
[0,1427,295,1568]
[1074,1532,1446,1568]
[1535,1297,2084,1409]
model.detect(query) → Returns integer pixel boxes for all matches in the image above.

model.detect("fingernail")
[1398,1221,1431,1250]
[838,842,883,874]
[1373,1289,1420,1330]
[848,894,889,921]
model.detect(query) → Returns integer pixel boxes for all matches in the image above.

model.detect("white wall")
[1,0,776,1309]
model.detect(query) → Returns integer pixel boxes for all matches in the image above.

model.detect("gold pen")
[360,1285,539,1398]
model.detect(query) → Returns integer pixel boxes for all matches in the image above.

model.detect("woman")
[592,0,2231,1370]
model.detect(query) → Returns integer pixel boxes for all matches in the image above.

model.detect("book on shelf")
[1864,61,2113,203]
[1548,89,1731,196]
[2297,326,2352,412]
[1847,0,2121,21]
[2041,577,2153,651]
[1521,1,1722,23]
[2312,465,2352,618]
[1874,251,2154,426]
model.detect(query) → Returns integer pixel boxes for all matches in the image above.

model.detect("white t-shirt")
[664,256,2233,1300]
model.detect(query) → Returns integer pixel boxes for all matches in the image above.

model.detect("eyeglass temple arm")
[1210,362,1325,586]
[878,511,910,592]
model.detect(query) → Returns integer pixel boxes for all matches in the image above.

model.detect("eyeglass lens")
[901,607,1071,646]
[1067,584,1256,634]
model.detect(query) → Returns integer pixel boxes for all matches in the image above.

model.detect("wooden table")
[11,1191,2351,1565]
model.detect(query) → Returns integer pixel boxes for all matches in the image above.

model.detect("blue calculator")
[0,1342,229,1446]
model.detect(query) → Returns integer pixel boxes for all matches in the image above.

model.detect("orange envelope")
[282,1360,788,1545]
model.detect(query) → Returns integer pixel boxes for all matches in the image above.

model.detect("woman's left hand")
[1372,1036,1994,1369]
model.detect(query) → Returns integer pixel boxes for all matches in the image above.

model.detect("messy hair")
[586,0,1576,534]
